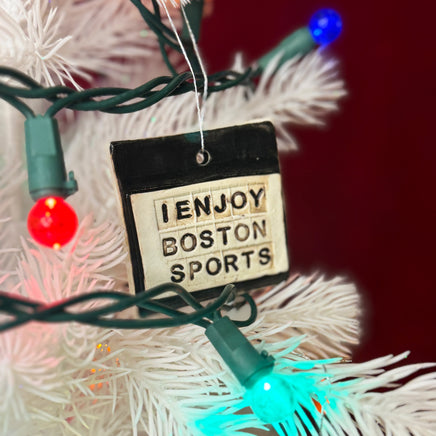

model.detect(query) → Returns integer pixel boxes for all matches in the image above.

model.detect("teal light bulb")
[245,373,295,424]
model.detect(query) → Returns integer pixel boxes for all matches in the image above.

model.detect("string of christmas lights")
[0,278,352,432]
[1,2,401,435]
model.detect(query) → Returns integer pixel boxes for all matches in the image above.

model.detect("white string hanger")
[160,1,209,164]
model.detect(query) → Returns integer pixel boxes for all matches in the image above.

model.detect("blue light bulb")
[245,373,295,424]
[309,9,342,45]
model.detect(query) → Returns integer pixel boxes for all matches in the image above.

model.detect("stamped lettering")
[131,174,288,296]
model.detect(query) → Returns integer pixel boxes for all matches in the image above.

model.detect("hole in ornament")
[196,149,211,166]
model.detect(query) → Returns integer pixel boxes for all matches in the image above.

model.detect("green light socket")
[257,27,316,72]
[24,116,77,201]
[206,316,274,388]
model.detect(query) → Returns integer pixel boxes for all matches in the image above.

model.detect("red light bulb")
[27,196,78,249]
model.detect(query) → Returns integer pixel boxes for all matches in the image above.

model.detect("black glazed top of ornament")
[110,121,280,194]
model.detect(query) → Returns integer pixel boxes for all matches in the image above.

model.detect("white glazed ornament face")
[132,173,289,296]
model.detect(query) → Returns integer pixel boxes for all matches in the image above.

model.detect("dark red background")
[201,0,436,363]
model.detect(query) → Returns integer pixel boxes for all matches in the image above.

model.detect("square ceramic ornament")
[110,121,289,305]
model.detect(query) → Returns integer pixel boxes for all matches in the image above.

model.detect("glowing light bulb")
[309,8,342,45]
[27,196,78,249]
[245,373,295,424]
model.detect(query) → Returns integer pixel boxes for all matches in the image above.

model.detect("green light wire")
[0,67,251,99]
[45,72,193,116]
[0,283,257,332]
[0,67,253,118]
[130,0,181,52]
[150,0,179,76]
[0,93,35,118]
[232,293,258,328]
[0,284,233,331]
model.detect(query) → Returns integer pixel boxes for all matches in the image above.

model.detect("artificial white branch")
[252,274,361,359]
[194,346,436,436]
[0,0,161,87]
[0,3,432,435]
[299,353,436,436]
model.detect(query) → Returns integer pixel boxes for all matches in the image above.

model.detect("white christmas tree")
[0,1,435,436]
